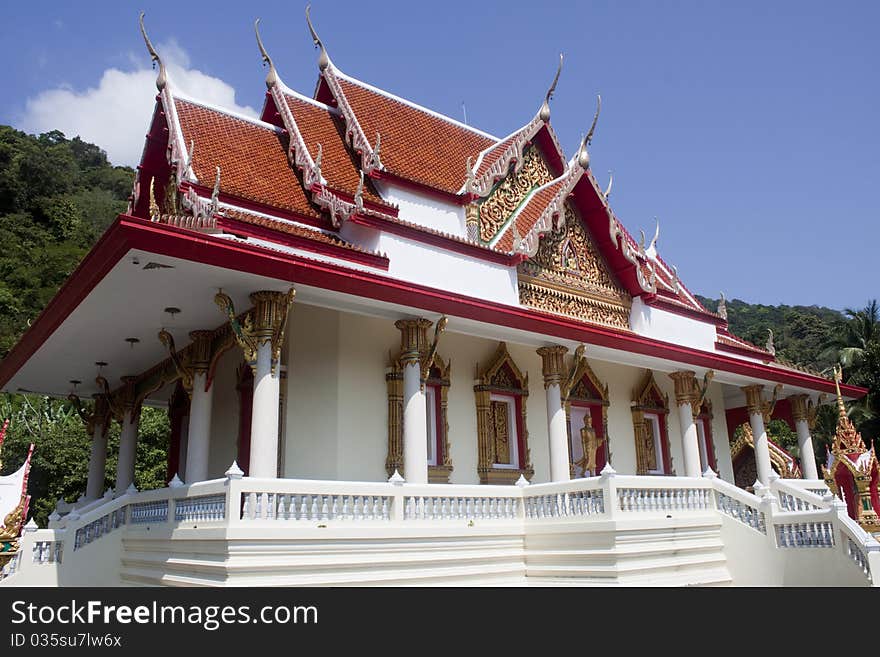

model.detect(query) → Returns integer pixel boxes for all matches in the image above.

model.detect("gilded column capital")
[188,330,215,373]
[537,345,568,389]
[789,394,809,423]
[742,385,765,416]
[669,370,699,407]
[743,383,781,423]
[118,375,140,419]
[216,288,295,374]
[67,392,112,436]
[394,318,434,365]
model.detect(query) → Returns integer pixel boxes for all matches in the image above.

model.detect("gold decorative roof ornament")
[576,133,590,170]
[254,18,280,89]
[138,12,167,91]
[539,53,564,122]
[717,291,728,321]
[830,365,868,455]
[305,5,330,71]
[823,365,880,531]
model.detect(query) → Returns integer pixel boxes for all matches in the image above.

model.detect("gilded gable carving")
[471,145,554,243]
[518,202,632,330]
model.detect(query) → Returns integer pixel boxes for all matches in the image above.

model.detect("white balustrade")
[129,500,169,525]
[774,521,835,548]
[847,538,871,577]
[32,541,63,564]
[715,491,767,534]
[174,495,226,522]
[241,491,393,522]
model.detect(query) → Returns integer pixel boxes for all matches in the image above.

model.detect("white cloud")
[17,40,258,167]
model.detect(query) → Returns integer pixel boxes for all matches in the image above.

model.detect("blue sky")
[1,0,877,311]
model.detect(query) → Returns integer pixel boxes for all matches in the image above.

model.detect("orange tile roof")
[174,98,322,221]
[334,76,497,194]
[281,93,386,206]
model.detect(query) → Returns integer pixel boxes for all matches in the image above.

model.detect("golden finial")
[305,5,330,71]
[834,365,847,417]
[539,53,564,122]
[254,19,280,89]
[138,12,167,91]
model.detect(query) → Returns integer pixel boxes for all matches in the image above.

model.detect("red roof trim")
[215,215,389,270]
[1,216,865,400]
[715,340,773,360]
[642,293,726,326]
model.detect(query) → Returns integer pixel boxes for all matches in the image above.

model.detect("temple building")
[0,12,877,587]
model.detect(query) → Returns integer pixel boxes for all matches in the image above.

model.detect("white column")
[185,371,213,483]
[85,422,109,500]
[744,385,773,485]
[790,394,819,480]
[249,340,280,478]
[546,383,570,482]
[795,419,818,480]
[677,402,702,478]
[115,407,140,493]
[402,360,428,485]
[670,371,703,478]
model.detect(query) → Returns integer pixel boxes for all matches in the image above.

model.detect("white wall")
[278,304,742,483]
[373,181,466,237]
[629,297,717,352]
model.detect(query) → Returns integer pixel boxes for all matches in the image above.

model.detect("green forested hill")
[695,294,846,373]
[0,127,168,525]
[0,126,134,356]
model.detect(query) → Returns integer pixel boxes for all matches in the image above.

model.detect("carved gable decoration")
[632,369,668,413]
[469,145,555,244]
[518,201,632,330]
[567,359,608,405]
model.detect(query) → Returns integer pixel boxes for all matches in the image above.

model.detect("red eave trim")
[214,215,389,270]
[0,214,868,401]
[715,340,774,361]
[642,293,726,326]
[348,212,526,267]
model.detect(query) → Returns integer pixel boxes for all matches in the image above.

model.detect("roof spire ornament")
[313,143,323,182]
[539,53,564,122]
[464,157,476,195]
[648,218,659,253]
[717,291,728,320]
[765,328,776,356]
[603,170,613,200]
[305,5,330,71]
[210,166,221,213]
[576,133,590,170]
[585,94,601,146]
[254,18,280,89]
[368,132,382,171]
[138,12,167,91]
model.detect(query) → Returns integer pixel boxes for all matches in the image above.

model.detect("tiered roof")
[129,11,790,363]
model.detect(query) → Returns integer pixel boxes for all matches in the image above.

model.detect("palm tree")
[823,300,879,370]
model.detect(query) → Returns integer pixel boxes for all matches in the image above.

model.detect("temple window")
[632,370,673,475]
[565,359,609,478]
[474,343,534,484]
